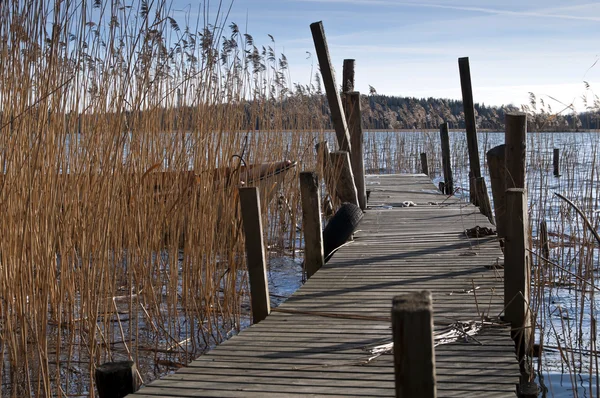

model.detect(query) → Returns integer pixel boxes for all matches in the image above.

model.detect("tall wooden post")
[329,151,359,207]
[505,112,527,189]
[239,187,271,324]
[346,92,367,210]
[342,59,355,93]
[310,21,352,152]
[420,153,429,176]
[504,188,531,358]
[458,57,482,203]
[95,361,139,398]
[392,291,436,398]
[553,148,560,177]
[439,122,453,194]
[300,172,325,279]
[475,177,494,225]
[486,144,506,239]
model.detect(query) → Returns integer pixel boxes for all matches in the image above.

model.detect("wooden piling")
[239,187,271,324]
[505,112,527,189]
[310,21,352,152]
[342,59,355,93]
[420,153,429,176]
[346,92,367,210]
[300,172,325,279]
[458,57,482,195]
[487,144,507,239]
[330,151,359,207]
[475,177,494,225]
[539,220,550,262]
[504,188,531,357]
[439,122,453,194]
[392,291,436,398]
[95,361,139,398]
[553,148,560,177]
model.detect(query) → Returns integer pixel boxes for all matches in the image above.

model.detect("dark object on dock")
[464,225,496,238]
[95,361,139,398]
[323,202,363,261]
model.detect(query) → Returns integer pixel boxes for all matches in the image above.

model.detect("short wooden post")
[95,361,139,398]
[300,172,325,279]
[315,141,331,179]
[487,144,507,239]
[504,188,531,358]
[346,92,367,210]
[392,291,436,398]
[539,220,550,262]
[475,177,495,225]
[505,112,527,189]
[553,148,560,177]
[239,187,271,324]
[420,153,429,176]
[310,21,351,152]
[458,57,482,200]
[342,59,355,93]
[439,122,453,194]
[329,151,359,207]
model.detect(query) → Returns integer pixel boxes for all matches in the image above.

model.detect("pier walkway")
[132,174,520,397]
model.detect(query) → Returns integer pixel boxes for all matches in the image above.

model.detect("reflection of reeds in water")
[0,1,325,395]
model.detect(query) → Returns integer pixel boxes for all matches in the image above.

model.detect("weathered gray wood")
[96,361,139,398]
[474,177,494,225]
[504,188,531,357]
[553,148,560,177]
[342,59,355,93]
[300,172,325,279]
[310,21,351,152]
[505,112,527,189]
[346,92,367,210]
[392,291,436,398]
[420,152,429,176]
[458,57,482,199]
[439,122,453,194]
[330,151,359,207]
[239,187,271,324]
[486,145,506,239]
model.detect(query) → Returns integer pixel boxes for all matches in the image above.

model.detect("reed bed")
[0,0,328,395]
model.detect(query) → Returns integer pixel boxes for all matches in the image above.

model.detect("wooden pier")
[131,173,520,397]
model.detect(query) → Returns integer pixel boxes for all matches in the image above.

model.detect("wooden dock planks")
[131,173,519,397]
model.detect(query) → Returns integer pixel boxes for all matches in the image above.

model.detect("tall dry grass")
[0,0,327,395]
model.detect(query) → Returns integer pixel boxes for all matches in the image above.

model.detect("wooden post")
[487,144,507,239]
[504,188,531,358]
[345,92,367,210]
[392,291,436,398]
[458,57,482,200]
[439,122,453,194]
[475,177,495,225]
[310,21,352,152]
[420,153,429,176]
[505,112,527,189]
[553,148,560,177]
[95,361,139,398]
[329,151,359,207]
[315,141,331,179]
[342,59,355,93]
[300,172,325,279]
[539,220,550,262]
[239,187,271,324]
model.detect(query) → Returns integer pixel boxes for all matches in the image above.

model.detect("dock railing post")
[329,151,359,207]
[504,188,532,359]
[300,172,325,279]
[505,112,527,190]
[310,21,352,153]
[458,57,482,205]
[486,145,507,241]
[439,122,453,194]
[239,187,271,324]
[392,291,436,398]
[95,361,139,398]
[420,152,429,176]
[346,92,367,210]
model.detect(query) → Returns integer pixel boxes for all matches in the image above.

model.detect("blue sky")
[172,0,600,111]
